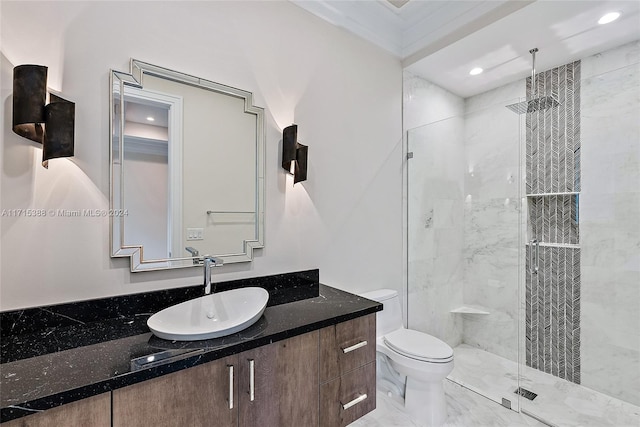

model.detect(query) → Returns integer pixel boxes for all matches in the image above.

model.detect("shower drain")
[514,387,538,401]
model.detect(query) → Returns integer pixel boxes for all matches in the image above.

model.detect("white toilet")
[361,289,454,427]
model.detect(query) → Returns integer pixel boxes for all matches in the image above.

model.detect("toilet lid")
[384,329,453,362]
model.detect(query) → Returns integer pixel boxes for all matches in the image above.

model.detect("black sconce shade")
[282,124,308,184]
[12,65,75,168]
[12,65,47,142]
[43,94,75,168]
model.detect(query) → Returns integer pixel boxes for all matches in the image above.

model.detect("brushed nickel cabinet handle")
[341,393,368,410]
[249,359,255,402]
[341,341,368,354]
[228,364,234,409]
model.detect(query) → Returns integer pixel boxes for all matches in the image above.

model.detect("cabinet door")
[112,356,238,427]
[2,393,110,427]
[238,331,319,427]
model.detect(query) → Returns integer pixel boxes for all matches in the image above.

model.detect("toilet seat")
[383,329,453,363]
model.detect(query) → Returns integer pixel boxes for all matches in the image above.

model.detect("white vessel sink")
[147,287,269,341]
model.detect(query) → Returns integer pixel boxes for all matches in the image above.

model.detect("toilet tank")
[360,289,404,337]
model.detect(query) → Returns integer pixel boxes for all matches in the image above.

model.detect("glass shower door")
[406,98,523,411]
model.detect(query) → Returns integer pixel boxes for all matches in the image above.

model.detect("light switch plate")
[186,228,204,241]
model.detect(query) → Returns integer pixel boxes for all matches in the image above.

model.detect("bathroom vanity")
[0,270,380,426]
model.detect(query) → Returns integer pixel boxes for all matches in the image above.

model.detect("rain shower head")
[506,96,559,114]
[506,48,561,115]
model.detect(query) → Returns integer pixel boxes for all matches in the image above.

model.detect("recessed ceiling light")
[146,116,155,122]
[598,12,620,25]
[469,67,483,76]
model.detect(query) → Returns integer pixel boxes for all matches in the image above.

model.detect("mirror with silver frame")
[110,59,265,272]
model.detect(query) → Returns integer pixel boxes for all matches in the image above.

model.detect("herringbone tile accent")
[526,61,580,194]
[525,246,581,383]
[525,60,581,384]
[528,195,579,245]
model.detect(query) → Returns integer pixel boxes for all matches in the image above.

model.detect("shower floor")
[449,344,640,426]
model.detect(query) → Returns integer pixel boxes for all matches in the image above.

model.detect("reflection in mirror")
[124,101,169,260]
[110,60,265,271]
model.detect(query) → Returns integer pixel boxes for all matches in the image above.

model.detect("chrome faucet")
[185,247,199,265]
[203,256,224,295]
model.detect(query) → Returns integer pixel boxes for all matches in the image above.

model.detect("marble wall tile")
[464,198,520,250]
[462,311,520,362]
[408,118,466,187]
[580,39,640,81]
[580,41,640,406]
[405,73,524,357]
[464,102,521,200]
[461,83,523,363]
[408,274,464,348]
[464,79,525,115]
[405,74,466,347]
[403,71,464,131]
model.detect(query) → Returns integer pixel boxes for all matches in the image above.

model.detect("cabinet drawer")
[319,361,376,427]
[319,314,376,382]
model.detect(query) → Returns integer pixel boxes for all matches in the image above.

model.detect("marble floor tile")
[448,345,640,427]
[351,380,545,427]
[355,345,640,426]
[449,344,522,410]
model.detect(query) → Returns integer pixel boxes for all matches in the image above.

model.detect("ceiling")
[292,0,640,98]
[125,102,169,128]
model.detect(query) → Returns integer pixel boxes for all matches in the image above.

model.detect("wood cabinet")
[112,332,320,427]
[238,331,319,427]
[320,362,376,427]
[2,393,110,427]
[319,314,377,427]
[5,315,376,427]
[112,355,237,427]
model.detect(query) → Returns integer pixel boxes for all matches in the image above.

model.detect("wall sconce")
[282,124,308,184]
[12,65,75,169]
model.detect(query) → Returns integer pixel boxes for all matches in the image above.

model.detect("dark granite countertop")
[0,270,381,423]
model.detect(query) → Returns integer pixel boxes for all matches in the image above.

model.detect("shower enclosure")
[405,40,639,426]
[406,92,523,410]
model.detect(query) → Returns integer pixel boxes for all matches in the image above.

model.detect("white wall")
[125,121,168,141]
[123,149,169,260]
[0,1,402,310]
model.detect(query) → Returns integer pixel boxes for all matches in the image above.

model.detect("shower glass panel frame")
[406,97,525,412]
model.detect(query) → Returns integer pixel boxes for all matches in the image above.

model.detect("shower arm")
[530,48,538,98]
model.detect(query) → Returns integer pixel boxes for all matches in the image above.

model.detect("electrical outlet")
[186,228,204,241]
